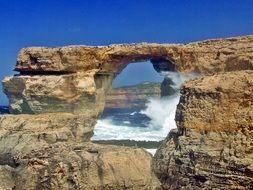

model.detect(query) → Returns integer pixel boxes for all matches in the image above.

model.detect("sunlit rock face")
[15,35,253,74]
[3,72,113,115]
[0,142,160,189]
[153,70,253,189]
[1,35,253,189]
[4,35,253,115]
[0,113,96,145]
[0,113,161,189]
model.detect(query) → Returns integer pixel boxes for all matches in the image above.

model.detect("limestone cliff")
[153,71,253,189]
[105,82,161,110]
[3,72,113,115]
[0,113,160,189]
[15,35,253,74]
[1,35,253,189]
[3,35,253,115]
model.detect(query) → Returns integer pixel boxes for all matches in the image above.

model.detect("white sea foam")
[140,94,180,136]
[130,111,137,116]
[92,117,170,141]
[92,72,197,141]
[146,149,157,156]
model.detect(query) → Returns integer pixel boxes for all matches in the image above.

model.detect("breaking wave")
[92,72,197,141]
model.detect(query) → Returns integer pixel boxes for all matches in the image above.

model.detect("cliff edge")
[153,70,253,189]
[1,35,252,189]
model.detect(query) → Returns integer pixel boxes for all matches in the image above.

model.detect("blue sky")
[0,0,253,105]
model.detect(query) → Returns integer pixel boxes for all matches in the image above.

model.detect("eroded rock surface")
[4,35,253,115]
[0,114,160,190]
[0,113,96,147]
[3,72,113,114]
[0,165,14,190]
[1,35,253,190]
[15,35,253,74]
[153,70,253,189]
[105,82,161,110]
[0,143,160,190]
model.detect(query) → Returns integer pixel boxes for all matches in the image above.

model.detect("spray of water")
[140,94,179,131]
[92,72,197,141]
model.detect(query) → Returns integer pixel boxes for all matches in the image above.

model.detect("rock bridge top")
[15,35,253,75]
[3,35,253,115]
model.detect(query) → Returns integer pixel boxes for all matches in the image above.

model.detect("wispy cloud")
[69,27,82,33]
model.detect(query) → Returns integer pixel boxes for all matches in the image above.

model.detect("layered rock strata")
[0,113,160,189]
[15,35,253,74]
[105,78,178,110]
[3,36,253,113]
[105,82,161,110]
[153,70,253,189]
[3,72,113,115]
[3,35,253,114]
[1,35,253,189]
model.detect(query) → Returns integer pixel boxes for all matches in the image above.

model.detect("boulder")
[160,77,176,97]
[0,142,160,190]
[0,113,160,189]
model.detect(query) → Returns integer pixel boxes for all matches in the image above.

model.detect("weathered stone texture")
[0,165,14,190]
[1,35,253,190]
[4,35,253,115]
[153,71,253,189]
[0,113,96,147]
[0,143,160,190]
[15,35,253,74]
[3,72,113,114]
[0,113,160,190]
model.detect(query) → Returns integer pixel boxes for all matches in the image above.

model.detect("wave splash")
[92,72,196,141]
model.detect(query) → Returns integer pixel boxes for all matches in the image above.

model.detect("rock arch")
[1,35,253,189]
[4,35,253,115]
[15,35,253,76]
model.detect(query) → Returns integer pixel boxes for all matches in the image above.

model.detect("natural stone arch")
[15,35,253,75]
[1,35,253,189]
[3,35,253,115]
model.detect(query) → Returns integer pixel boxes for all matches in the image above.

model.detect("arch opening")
[150,57,176,73]
[104,55,177,78]
[92,59,187,154]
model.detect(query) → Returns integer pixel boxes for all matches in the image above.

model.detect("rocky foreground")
[0,35,253,189]
[0,113,160,189]
[153,71,253,189]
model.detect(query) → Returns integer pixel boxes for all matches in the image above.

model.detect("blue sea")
[0,106,9,114]
[92,72,197,141]
[1,72,197,143]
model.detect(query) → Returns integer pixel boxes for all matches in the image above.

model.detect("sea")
[0,95,179,142]
[0,106,9,114]
[92,94,180,141]
[92,72,196,142]
[0,72,196,155]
